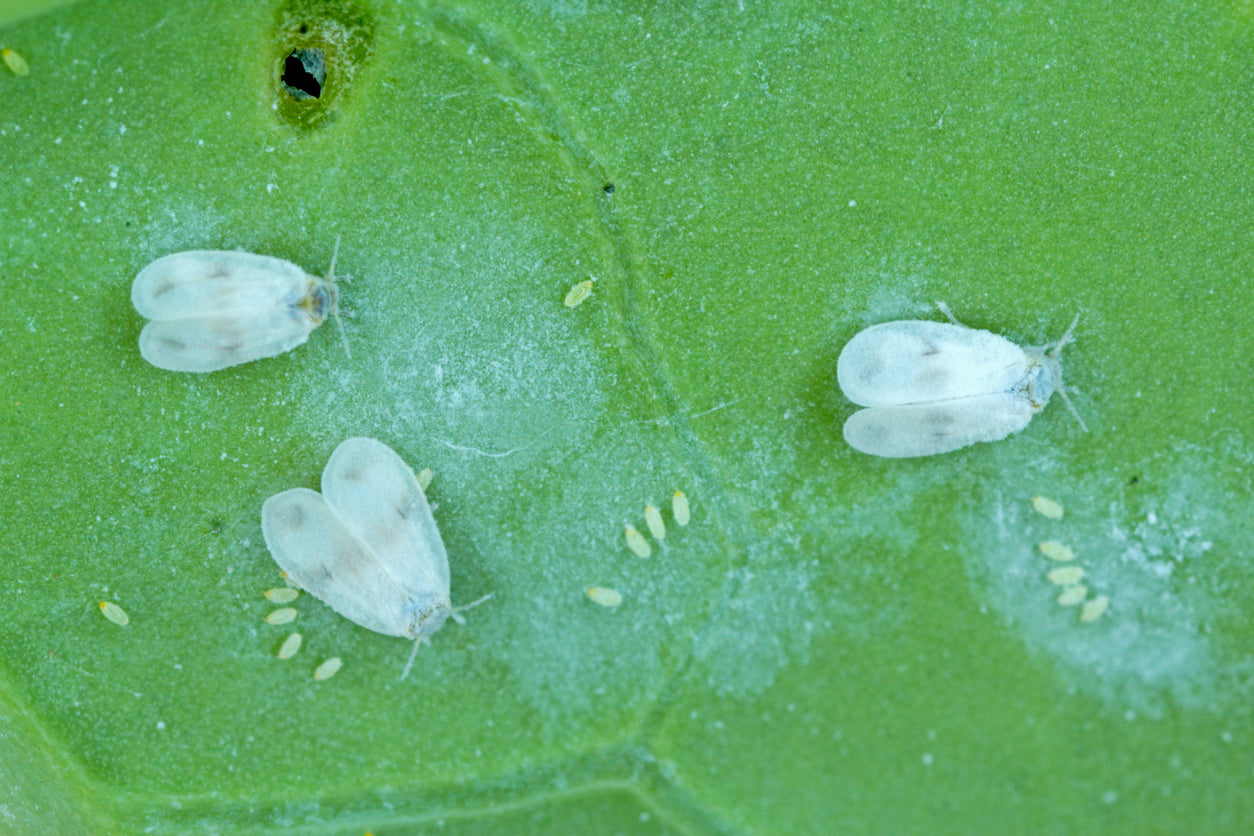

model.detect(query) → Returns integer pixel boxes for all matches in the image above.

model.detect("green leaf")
[2,1,1252,833]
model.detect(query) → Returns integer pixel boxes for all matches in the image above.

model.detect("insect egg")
[265,607,298,625]
[1079,595,1110,622]
[313,657,343,680]
[1038,541,1075,562]
[1032,496,1065,519]
[586,586,624,607]
[3,48,30,76]
[644,505,666,540]
[98,601,129,626]
[277,632,303,659]
[624,524,651,558]
[672,490,690,526]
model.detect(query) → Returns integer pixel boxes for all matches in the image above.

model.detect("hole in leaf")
[281,48,326,100]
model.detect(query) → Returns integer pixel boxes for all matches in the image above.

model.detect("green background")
[1,0,1252,833]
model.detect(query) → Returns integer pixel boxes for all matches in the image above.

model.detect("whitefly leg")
[934,300,963,326]
[399,593,494,680]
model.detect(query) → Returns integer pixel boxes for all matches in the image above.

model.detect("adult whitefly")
[131,238,347,372]
[836,304,1084,457]
[261,437,484,679]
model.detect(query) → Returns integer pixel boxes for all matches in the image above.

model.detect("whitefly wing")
[261,488,418,638]
[131,251,312,319]
[837,320,1029,407]
[842,393,1036,458]
[320,438,451,637]
[132,251,325,372]
[138,309,317,372]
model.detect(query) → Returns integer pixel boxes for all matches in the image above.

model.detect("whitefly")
[131,238,348,372]
[836,302,1085,458]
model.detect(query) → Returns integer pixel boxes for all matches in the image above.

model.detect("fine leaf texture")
[1,1,1252,833]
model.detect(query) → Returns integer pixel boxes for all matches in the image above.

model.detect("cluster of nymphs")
[584,492,692,610]
[623,491,691,559]
[1031,496,1109,622]
[129,243,490,680]
[258,586,344,680]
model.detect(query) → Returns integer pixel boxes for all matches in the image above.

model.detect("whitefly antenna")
[1046,313,1088,432]
[935,300,963,326]
[324,235,352,360]
[449,593,494,625]
[401,637,424,682]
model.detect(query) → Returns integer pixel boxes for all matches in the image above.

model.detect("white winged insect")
[836,302,1085,458]
[261,437,488,679]
[131,238,348,372]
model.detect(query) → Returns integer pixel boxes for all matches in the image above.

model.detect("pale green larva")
[836,303,1085,457]
[586,586,623,607]
[644,504,666,540]
[1032,496,1065,519]
[672,490,690,526]
[98,601,129,626]
[130,238,347,372]
[313,657,343,681]
[261,437,486,680]
[564,278,595,308]
[624,524,651,558]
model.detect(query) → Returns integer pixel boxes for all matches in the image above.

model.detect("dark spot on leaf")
[281,48,326,100]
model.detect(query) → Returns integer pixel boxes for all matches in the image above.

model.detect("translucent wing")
[842,394,1036,458]
[131,251,310,319]
[137,311,316,372]
[321,438,451,638]
[132,250,323,372]
[261,488,420,638]
[837,321,1029,407]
